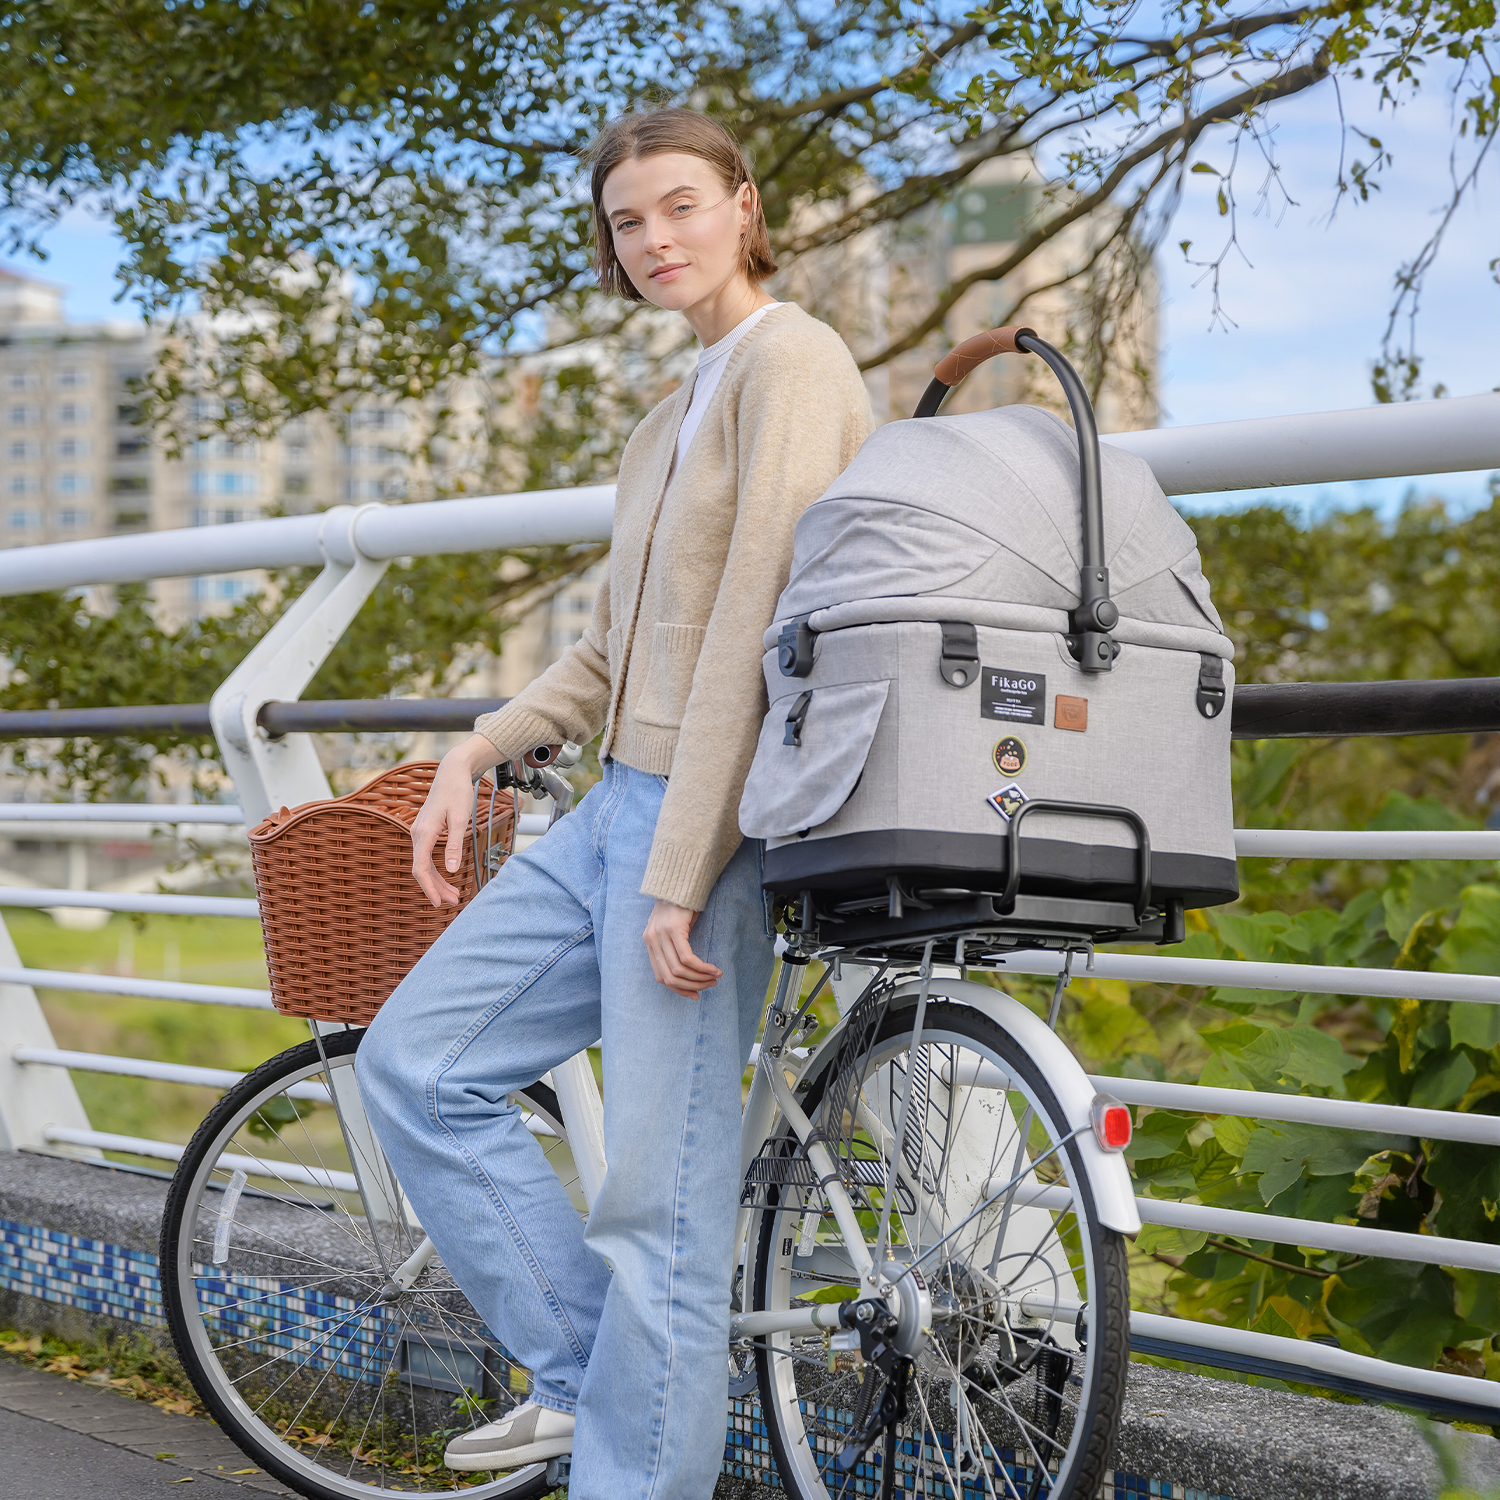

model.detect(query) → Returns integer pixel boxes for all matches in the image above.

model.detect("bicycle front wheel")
[159,1028,577,1498]
[749,984,1129,1500]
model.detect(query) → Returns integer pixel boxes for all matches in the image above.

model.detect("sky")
[9,65,1496,521]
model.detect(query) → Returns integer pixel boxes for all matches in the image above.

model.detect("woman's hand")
[644,898,722,999]
[410,734,502,907]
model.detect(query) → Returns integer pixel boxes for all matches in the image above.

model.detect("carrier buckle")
[778,616,816,678]
[784,691,813,747]
[939,622,979,688]
[1196,653,1226,718]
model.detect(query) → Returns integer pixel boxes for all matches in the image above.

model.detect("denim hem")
[529,1391,577,1417]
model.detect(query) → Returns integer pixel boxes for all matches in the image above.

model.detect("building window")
[191,471,258,496]
[7,439,37,461]
[283,473,309,497]
[116,402,142,424]
[56,403,89,425]
[349,407,403,432]
[190,575,251,602]
[7,507,42,532]
[57,437,91,460]
[109,474,149,494]
[344,477,404,500]
[191,507,249,526]
[8,405,36,427]
[57,508,91,530]
[7,473,38,496]
[55,472,92,496]
[116,435,149,457]
[56,369,88,389]
[113,508,150,529]
[193,436,257,459]
[6,371,37,392]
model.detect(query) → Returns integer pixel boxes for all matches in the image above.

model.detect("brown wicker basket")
[248,761,515,1025]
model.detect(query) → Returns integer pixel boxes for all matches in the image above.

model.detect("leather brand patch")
[1055,695,1088,732]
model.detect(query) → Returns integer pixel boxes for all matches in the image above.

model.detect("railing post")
[209,504,391,825]
[0,917,97,1156]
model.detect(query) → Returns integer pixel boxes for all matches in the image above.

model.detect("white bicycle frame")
[355,941,1139,1345]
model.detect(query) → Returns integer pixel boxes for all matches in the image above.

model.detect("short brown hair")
[585,108,777,302]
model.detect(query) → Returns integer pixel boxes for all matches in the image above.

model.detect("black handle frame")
[1001,798,1152,922]
[915,330,1119,673]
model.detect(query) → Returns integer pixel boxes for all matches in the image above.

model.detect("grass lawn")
[6,909,307,1148]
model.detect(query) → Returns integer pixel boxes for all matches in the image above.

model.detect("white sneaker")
[444,1401,575,1472]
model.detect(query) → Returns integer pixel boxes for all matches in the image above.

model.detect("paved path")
[0,1360,295,1498]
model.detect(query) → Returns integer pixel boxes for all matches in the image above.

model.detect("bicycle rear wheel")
[749,983,1129,1500]
[159,1028,577,1498]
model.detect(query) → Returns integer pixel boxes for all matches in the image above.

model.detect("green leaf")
[1407,1050,1477,1110]
[1451,1269,1500,1333]
[1125,1109,1194,1161]
[1327,1260,1477,1366]
[1211,1115,1256,1157]
[1447,1003,1500,1052]
[1136,1225,1208,1257]
[1242,1026,1360,1090]
[1436,885,1500,976]
[1241,1123,1411,1205]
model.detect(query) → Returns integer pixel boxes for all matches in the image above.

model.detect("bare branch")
[856,53,1331,371]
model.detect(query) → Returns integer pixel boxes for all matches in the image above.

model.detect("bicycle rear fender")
[889,976,1142,1236]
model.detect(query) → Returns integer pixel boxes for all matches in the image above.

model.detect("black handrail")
[0,678,1498,741]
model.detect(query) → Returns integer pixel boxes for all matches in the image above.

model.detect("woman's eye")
[670,201,696,216]
[614,218,641,233]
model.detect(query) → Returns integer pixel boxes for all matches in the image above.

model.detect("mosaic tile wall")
[4,1215,1234,1499]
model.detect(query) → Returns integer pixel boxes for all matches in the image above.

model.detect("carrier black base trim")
[762,828,1238,909]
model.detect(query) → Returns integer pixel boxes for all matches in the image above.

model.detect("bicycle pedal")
[546,1454,572,1487]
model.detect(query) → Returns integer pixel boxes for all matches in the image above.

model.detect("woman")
[359,108,872,1499]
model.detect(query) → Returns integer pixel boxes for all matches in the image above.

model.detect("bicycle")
[159,757,1141,1500]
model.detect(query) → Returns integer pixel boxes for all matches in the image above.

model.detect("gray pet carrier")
[738,326,1237,956]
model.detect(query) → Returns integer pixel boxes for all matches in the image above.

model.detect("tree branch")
[856,53,1331,371]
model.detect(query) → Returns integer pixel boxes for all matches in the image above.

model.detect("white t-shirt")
[672,302,781,475]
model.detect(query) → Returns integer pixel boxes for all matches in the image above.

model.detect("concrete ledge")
[4,1150,1499,1500]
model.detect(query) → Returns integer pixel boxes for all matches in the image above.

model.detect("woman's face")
[601,151,756,315]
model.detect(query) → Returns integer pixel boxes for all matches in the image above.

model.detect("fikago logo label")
[981,667,1046,724]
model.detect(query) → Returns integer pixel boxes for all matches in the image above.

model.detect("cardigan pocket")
[633,622,708,729]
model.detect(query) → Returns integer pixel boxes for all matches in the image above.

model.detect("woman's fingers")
[410,789,468,907]
[643,899,722,997]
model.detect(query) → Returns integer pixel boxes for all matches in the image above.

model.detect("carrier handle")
[1001,798,1152,923]
[914,326,1118,673]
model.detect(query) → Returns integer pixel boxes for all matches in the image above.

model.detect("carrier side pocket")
[738,680,890,839]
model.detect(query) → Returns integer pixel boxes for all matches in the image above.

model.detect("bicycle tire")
[160,1028,571,1499]
[750,991,1130,1500]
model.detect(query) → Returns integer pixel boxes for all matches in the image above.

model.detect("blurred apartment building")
[0,267,432,626]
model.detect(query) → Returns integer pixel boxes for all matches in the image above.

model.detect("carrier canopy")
[768,405,1223,643]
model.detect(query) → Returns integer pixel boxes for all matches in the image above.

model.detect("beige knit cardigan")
[474,303,873,910]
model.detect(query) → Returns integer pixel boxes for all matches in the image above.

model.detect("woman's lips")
[649,263,688,282]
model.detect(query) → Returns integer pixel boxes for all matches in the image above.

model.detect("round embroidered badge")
[993,736,1027,777]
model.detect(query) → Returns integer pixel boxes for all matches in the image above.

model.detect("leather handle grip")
[932,325,1035,387]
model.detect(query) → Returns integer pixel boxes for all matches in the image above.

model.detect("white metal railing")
[1,388,1499,1415]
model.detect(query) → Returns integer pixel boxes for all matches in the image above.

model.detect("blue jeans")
[359,761,774,1500]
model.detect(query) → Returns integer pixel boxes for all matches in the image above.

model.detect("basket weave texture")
[248,761,513,1025]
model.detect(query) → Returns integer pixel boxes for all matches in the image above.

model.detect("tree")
[0,0,1492,445]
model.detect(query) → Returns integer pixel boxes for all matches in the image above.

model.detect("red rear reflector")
[1090,1094,1132,1151]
